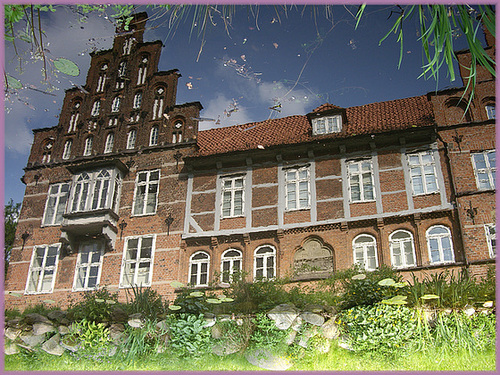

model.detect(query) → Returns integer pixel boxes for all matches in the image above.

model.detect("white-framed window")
[118,61,127,77]
[472,150,496,190]
[62,139,72,160]
[407,150,438,195]
[389,230,416,268]
[120,235,155,288]
[73,241,104,291]
[123,38,133,55]
[485,224,496,258]
[137,56,148,85]
[353,234,378,271]
[83,136,93,156]
[111,96,121,113]
[312,115,342,135]
[69,168,122,214]
[104,133,114,154]
[221,175,244,218]
[108,117,118,127]
[189,251,210,287]
[285,166,310,210]
[426,225,454,264]
[347,159,375,202]
[485,104,495,119]
[25,244,61,294]
[68,113,79,133]
[220,249,242,284]
[133,92,142,109]
[172,131,182,143]
[150,126,159,146]
[152,88,165,120]
[96,65,107,92]
[91,100,101,117]
[42,183,70,226]
[133,169,160,216]
[127,129,137,149]
[254,245,276,280]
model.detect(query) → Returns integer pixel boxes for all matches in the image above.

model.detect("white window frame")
[132,169,160,216]
[104,133,114,154]
[189,251,210,287]
[25,244,61,294]
[133,92,142,109]
[150,126,159,146]
[91,100,101,117]
[220,249,242,284]
[152,88,165,120]
[352,234,378,271]
[485,224,496,258]
[97,73,107,93]
[485,104,495,119]
[68,113,79,133]
[221,175,245,218]
[312,115,342,135]
[426,225,455,265]
[472,150,496,190]
[83,136,93,156]
[347,159,375,202]
[172,131,182,144]
[42,182,70,226]
[127,129,137,149]
[123,38,133,55]
[285,165,310,211]
[62,139,72,160]
[137,57,148,85]
[111,96,121,113]
[72,241,104,291]
[119,235,155,288]
[407,150,439,195]
[389,230,417,268]
[254,245,276,280]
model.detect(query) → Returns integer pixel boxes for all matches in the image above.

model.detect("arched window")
[104,133,114,154]
[111,96,121,113]
[482,96,495,120]
[254,246,276,280]
[353,234,378,271]
[445,97,472,123]
[293,237,333,279]
[71,172,91,212]
[389,230,416,268]
[152,87,165,120]
[149,126,159,146]
[123,38,133,55]
[62,139,72,160]
[96,63,108,92]
[133,92,142,109]
[137,56,148,85]
[91,170,111,210]
[83,136,93,156]
[220,249,242,283]
[116,61,127,89]
[41,140,53,164]
[172,120,183,143]
[189,251,210,287]
[426,225,454,264]
[91,100,101,117]
[127,129,137,149]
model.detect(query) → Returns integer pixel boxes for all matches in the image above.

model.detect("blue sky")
[4,5,472,205]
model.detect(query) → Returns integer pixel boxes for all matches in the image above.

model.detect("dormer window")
[312,115,342,135]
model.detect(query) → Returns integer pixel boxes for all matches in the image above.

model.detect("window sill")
[285,207,311,213]
[131,212,157,218]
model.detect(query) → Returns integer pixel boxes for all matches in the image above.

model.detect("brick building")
[4,14,495,309]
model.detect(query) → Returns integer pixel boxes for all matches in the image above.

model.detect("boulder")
[156,320,169,331]
[5,318,23,328]
[5,327,22,340]
[290,316,303,332]
[23,313,51,325]
[32,322,56,336]
[245,348,293,371]
[320,318,340,340]
[128,313,144,328]
[4,342,20,355]
[19,331,46,348]
[47,310,67,323]
[212,339,243,356]
[285,330,297,345]
[110,306,129,322]
[267,304,300,330]
[58,325,70,335]
[41,333,65,356]
[300,312,325,326]
[60,336,80,352]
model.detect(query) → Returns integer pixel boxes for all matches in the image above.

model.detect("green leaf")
[190,291,204,297]
[206,298,222,304]
[219,297,234,302]
[168,305,182,310]
[351,274,366,280]
[420,294,440,300]
[53,58,80,76]
[6,75,22,89]
[378,278,396,286]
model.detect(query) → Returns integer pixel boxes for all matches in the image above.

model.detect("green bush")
[21,303,60,316]
[338,303,419,357]
[166,313,211,357]
[127,285,166,320]
[119,319,167,363]
[65,318,113,362]
[68,287,119,322]
[248,313,291,353]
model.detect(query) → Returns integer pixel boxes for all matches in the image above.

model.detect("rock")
[6,318,23,328]
[111,306,129,322]
[315,338,331,353]
[19,331,46,348]
[203,314,217,328]
[5,327,22,340]
[300,312,325,326]
[267,304,300,330]
[47,310,67,323]
[245,348,293,371]
[128,314,144,328]
[464,307,475,316]
[217,314,231,322]
[58,325,70,335]
[290,316,303,332]
[211,324,223,339]
[298,335,309,348]
[32,322,56,336]
[109,324,127,345]
[60,336,80,352]
[4,342,20,355]
[320,318,340,340]
[285,330,297,345]
[156,320,169,331]
[304,304,325,313]
[107,345,117,357]
[338,336,354,351]
[23,313,51,325]
[41,333,65,356]
[212,340,243,356]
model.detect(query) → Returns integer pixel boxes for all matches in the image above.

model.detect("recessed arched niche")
[293,237,334,280]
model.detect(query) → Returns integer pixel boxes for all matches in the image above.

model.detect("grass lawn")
[5,344,495,371]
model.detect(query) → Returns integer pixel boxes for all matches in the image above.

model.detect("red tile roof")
[195,95,434,157]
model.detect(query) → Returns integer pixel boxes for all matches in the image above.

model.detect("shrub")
[338,303,419,357]
[5,308,22,319]
[119,319,167,363]
[127,285,166,320]
[68,287,119,322]
[66,318,113,361]
[171,289,211,315]
[248,313,291,353]
[166,313,211,357]
[22,303,60,316]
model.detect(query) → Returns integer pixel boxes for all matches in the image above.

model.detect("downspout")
[434,127,470,270]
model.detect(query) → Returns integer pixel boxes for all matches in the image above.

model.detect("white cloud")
[4,117,33,155]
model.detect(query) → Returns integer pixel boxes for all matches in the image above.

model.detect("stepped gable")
[196,95,434,157]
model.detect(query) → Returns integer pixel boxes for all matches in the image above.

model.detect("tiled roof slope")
[196,95,434,157]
